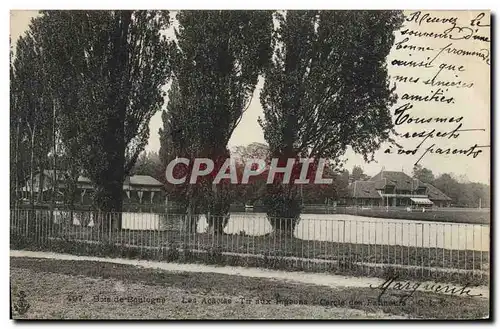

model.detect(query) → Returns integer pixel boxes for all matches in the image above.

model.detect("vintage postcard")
[9,9,490,320]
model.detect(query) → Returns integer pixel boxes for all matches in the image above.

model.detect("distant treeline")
[412,165,489,208]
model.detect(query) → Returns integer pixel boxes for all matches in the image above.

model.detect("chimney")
[413,178,419,192]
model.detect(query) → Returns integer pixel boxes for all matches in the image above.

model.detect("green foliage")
[301,167,350,204]
[205,246,224,265]
[229,143,270,205]
[351,166,369,181]
[260,10,403,160]
[259,11,404,226]
[160,11,274,223]
[131,151,162,181]
[181,246,195,263]
[412,164,435,184]
[170,11,273,155]
[264,187,302,229]
[11,29,54,206]
[231,143,270,161]
[229,143,350,206]
[206,209,230,235]
[433,174,490,208]
[410,165,489,207]
[166,242,180,261]
[24,11,173,214]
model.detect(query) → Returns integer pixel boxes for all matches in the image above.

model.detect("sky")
[10,10,491,184]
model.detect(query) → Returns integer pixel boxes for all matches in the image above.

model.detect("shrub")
[264,189,302,234]
[181,246,195,263]
[338,255,356,271]
[167,243,180,261]
[121,246,140,259]
[206,246,224,265]
[226,255,241,267]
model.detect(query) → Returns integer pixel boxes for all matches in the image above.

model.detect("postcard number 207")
[67,295,83,302]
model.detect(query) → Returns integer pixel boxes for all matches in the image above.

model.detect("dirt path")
[11,267,404,319]
[10,250,489,299]
[10,255,489,319]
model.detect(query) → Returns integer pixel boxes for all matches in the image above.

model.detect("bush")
[338,256,356,271]
[10,233,34,249]
[381,265,403,280]
[121,246,140,259]
[181,245,195,263]
[226,255,241,267]
[265,193,301,220]
[265,194,301,235]
[205,246,224,265]
[167,243,180,261]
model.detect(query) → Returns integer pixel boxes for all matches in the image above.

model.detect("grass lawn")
[10,257,489,320]
[342,208,490,225]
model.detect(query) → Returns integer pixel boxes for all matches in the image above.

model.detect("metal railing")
[10,208,489,281]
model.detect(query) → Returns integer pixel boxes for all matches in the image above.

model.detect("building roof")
[348,170,451,202]
[42,169,66,181]
[349,181,381,198]
[78,176,92,184]
[126,175,163,187]
[39,171,162,187]
[369,171,425,191]
[423,183,452,201]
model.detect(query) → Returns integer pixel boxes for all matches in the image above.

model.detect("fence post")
[25,209,29,237]
[442,224,445,270]
[109,212,112,241]
[464,224,467,271]
[450,224,453,270]
[480,225,483,278]
[472,226,475,276]
[97,209,101,243]
[343,220,346,269]
[421,223,424,277]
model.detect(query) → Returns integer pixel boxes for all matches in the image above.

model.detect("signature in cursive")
[369,276,483,304]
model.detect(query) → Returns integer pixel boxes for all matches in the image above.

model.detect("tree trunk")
[65,171,79,210]
[207,212,228,235]
[91,11,132,234]
[265,182,301,236]
[14,120,20,208]
[206,184,230,235]
[28,125,36,236]
[38,164,45,203]
[206,150,230,234]
[184,188,198,234]
[94,178,124,232]
[52,101,57,224]
[29,126,36,209]
[269,217,297,237]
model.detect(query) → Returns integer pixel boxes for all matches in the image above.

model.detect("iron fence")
[10,208,489,281]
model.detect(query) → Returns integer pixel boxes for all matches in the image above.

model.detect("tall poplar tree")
[259,11,404,233]
[162,11,273,233]
[26,10,173,229]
